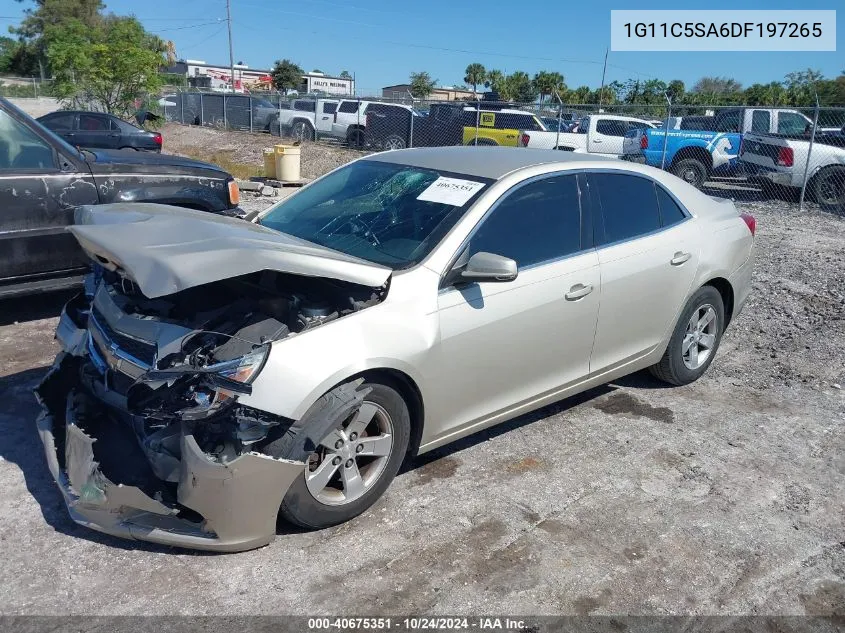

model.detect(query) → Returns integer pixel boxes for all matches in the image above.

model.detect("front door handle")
[592,138,602,143]
[565,283,594,300]
[670,251,692,266]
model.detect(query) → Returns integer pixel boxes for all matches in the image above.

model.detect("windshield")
[259,159,491,269]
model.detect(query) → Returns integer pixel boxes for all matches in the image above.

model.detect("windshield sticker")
[416,177,485,206]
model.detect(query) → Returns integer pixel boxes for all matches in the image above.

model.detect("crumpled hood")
[69,203,392,298]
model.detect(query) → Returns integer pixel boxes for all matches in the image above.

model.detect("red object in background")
[740,212,756,236]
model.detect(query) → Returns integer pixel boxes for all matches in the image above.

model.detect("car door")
[428,173,601,437]
[586,171,700,373]
[591,119,628,154]
[75,113,119,149]
[39,112,77,145]
[0,107,97,285]
[316,100,337,134]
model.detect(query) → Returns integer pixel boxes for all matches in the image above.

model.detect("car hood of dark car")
[86,149,223,174]
[69,203,392,298]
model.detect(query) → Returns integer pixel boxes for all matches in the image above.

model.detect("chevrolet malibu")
[37,147,755,551]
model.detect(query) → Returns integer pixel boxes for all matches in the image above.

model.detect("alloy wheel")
[682,304,718,370]
[304,401,394,506]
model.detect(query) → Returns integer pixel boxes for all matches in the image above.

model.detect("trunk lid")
[69,203,392,298]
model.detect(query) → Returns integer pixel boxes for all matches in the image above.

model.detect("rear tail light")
[777,146,793,167]
[227,179,240,206]
[153,132,162,146]
[640,134,648,149]
[740,212,756,236]
[520,133,530,146]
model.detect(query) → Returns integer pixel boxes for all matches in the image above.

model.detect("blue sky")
[1,0,841,94]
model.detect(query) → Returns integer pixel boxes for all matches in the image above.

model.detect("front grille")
[90,306,157,366]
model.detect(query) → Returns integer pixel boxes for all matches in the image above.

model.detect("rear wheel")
[671,158,708,188]
[346,128,365,148]
[268,117,281,137]
[649,286,725,386]
[811,166,845,211]
[291,121,315,142]
[382,134,406,150]
[273,381,411,529]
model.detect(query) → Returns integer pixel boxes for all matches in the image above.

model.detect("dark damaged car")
[0,97,241,298]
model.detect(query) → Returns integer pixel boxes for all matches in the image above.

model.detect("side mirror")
[447,251,518,286]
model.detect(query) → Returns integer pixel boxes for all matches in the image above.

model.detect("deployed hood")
[70,203,392,298]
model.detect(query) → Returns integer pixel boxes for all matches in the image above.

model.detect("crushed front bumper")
[35,304,305,553]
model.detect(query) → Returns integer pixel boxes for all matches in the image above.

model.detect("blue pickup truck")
[622,107,817,188]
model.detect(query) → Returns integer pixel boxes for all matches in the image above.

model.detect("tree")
[271,59,304,95]
[339,70,352,78]
[409,71,436,98]
[463,62,486,95]
[10,0,105,77]
[533,71,565,102]
[484,69,505,93]
[667,79,685,101]
[47,15,166,115]
[504,71,536,103]
[311,68,323,73]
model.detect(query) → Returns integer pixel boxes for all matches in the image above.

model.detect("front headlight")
[216,348,268,386]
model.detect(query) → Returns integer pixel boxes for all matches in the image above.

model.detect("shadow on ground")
[0,289,76,326]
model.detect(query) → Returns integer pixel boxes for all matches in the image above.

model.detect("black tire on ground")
[346,128,364,148]
[649,285,725,386]
[466,138,498,146]
[291,121,315,142]
[810,166,845,212]
[382,134,406,150]
[269,118,281,137]
[273,381,411,529]
[670,158,709,189]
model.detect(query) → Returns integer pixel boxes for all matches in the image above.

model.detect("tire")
[811,166,845,212]
[466,138,498,146]
[291,121,315,142]
[382,134,406,150]
[346,128,364,148]
[268,118,281,137]
[670,158,709,189]
[649,286,725,386]
[273,381,411,529]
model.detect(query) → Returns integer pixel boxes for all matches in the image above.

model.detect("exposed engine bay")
[34,263,386,551]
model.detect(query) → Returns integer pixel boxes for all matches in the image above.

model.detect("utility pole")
[598,47,609,110]
[226,0,235,92]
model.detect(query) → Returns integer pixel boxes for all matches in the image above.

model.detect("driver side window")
[468,175,582,268]
[0,111,55,170]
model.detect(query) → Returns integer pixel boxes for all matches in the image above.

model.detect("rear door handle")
[671,251,692,266]
[565,283,594,300]
[592,138,602,143]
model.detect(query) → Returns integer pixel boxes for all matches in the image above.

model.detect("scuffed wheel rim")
[305,401,394,506]
[682,304,718,370]
[815,170,845,208]
[383,135,406,150]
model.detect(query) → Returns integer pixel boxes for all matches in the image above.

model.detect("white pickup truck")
[517,114,657,156]
[739,130,845,210]
[273,98,339,141]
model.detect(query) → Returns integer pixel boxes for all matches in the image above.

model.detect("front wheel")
[671,158,708,189]
[274,381,411,529]
[649,286,725,386]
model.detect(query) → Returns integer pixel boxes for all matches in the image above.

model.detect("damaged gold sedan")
[36,148,754,551]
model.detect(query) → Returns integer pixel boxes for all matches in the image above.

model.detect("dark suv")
[0,98,242,298]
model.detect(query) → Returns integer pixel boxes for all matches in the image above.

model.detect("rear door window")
[590,173,661,245]
[751,110,771,133]
[655,185,688,227]
[337,101,358,114]
[42,112,75,130]
[596,119,627,137]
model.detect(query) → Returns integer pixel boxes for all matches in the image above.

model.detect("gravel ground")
[161,123,370,180]
[0,149,843,617]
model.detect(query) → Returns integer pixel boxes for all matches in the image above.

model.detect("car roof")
[365,146,616,180]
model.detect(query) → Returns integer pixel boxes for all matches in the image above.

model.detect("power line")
[154,20,224,33]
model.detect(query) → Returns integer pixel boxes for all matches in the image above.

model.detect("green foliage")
[463,63,485,94]
[409,71,436,98]
[47,16,166,115]
[339,70,352,78]
[484,69,505,93]
[533,71,565,102]
[271,59,303,95]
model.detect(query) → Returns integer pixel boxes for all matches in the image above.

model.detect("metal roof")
[364,146,617,180]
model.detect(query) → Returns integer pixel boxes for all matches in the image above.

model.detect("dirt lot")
[0,134,843,616]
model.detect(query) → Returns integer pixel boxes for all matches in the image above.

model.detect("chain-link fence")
[156,89,845,212]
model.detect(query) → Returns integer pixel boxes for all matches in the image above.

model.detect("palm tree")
[484,69,505,93]
[533,71,564,102]
[464,63,486,96]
